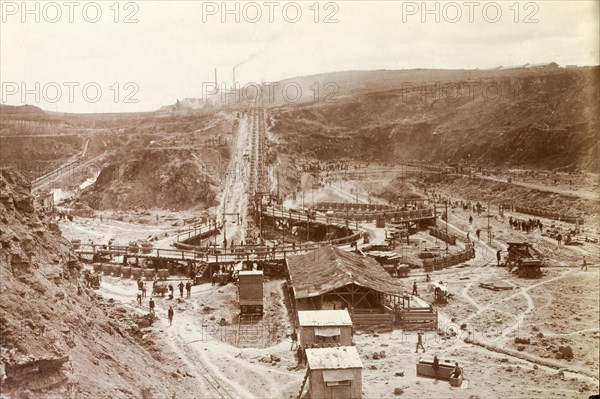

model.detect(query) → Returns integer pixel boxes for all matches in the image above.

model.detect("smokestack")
[214,68,218,90]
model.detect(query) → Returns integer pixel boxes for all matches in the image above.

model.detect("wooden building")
[287,245,404,330]
[305,346,363,399]
[39,190,54,211]
[238,270,263,314]
[298,309,353,347]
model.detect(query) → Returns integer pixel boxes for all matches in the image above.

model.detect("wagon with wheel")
[504,242,544,278]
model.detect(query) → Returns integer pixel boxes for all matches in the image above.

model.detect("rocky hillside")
[75,113,238,211]
[78,147,223,211]
[270,66,599,171]
[0,105,46,118]
[0,168,198,398]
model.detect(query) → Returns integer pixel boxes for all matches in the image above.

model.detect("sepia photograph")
[0,1,598,398]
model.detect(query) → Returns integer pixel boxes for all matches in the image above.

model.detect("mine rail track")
[174,333,237,399]
[236,313,264,348]
[196,360,237,399]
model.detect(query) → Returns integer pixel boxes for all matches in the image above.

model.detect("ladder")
[296,367,310,399]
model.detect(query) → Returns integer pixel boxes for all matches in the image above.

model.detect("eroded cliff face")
[78,147,221,211]
[271,68,600,171]
[0,168,196,399]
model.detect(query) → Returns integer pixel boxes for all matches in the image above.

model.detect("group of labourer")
[57,211,74,221]
[415,332,462,380]
[508,216,543,233]
[455,200,484,215]
[133,278,193,327]
[83,270,102,288]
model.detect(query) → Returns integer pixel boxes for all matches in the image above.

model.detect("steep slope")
[270,66,599,171]
[78,147,222,210]
[76,113,238,211]
[0,168,199,398]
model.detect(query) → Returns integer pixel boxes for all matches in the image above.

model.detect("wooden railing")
[422,246,475,271]
[75,229,364,263]
[429,226,457,245]
[514,206,584,225]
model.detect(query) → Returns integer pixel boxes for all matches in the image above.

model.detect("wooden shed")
[39,190,55,211]
[238,270,263,314]
[305,346,363,399]
[287,245,404,330]
[298,310,353,347]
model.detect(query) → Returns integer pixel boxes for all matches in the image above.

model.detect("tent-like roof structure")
[305,346,363,370]
[298,310,353,327]
[286,244,403,299]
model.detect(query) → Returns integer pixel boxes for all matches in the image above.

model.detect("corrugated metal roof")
[298,310,353,327]
[305,346,363,370]
[286,244,403,299]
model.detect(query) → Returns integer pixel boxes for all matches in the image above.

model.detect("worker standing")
[149,298,155,316]
[290,329,298,351]
[496,250,502,266]
[415,332,426,353]
[581,257,588,271]
[412,281,418,296]
[451,362,461,379]
[432,355,440,380]
[167,306,174,326]
[296,345,305,367]
[185,280,192,298]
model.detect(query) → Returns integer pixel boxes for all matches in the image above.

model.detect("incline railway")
[31,138,95,192]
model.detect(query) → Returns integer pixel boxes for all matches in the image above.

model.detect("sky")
[1,0,598,113]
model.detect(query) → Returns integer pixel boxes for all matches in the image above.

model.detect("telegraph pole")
[445,198,449,254]
[283,215,286,244]
[213,214,217,247]
[445,198,449,236]
[307,217,310,241]
[259,204,263,240]
[223,213,227,246]
[487,200,492,246]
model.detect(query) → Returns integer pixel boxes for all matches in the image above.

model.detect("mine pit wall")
[0,135,86,176]
[3,357,70,392]
[1,167,206,399]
